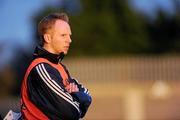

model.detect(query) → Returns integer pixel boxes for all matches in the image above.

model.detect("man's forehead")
[53,19,71,34]
[55,19,69,27]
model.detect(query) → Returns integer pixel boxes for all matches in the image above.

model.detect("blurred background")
[0,0,180,119]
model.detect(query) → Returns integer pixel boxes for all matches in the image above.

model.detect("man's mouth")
[65,46,69,50]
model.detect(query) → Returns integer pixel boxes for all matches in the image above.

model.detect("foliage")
[32,0,180,56]
[2,0,180,96]
[32,0,149,56]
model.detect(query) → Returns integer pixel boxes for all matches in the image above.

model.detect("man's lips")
[64,46,70,50]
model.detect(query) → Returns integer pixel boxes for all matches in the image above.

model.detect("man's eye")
[61,34,66,37]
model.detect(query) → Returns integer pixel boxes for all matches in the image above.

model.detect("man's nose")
[67,36,72,43]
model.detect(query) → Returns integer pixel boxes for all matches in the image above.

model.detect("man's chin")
[63,51,68,55]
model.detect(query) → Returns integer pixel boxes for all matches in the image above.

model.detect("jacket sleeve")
[27,63,81,120]
[69,78,92,118]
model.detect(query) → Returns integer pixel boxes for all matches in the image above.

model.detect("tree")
[69,0,150,55]
[32,0,150,56]
[146,6,180,53]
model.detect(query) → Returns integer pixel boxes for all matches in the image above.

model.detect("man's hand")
[65,83,79,93]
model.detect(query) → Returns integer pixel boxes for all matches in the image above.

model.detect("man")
[21,12,92,120]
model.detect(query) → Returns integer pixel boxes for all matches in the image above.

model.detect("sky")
[0,0,177,69]
[129,0,176,19]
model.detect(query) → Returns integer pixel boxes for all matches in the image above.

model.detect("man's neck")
[43,44,57,55]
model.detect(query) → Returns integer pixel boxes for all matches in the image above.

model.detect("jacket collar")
[33,46,65,64]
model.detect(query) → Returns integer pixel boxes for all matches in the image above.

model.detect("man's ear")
[43,34,51,43]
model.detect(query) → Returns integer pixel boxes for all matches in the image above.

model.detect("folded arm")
[27,63,81,120]
[68,78,92,118]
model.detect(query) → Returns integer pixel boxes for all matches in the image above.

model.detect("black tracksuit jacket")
[24,46,92,120]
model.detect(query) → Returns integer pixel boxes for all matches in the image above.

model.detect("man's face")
[48,20,72,55]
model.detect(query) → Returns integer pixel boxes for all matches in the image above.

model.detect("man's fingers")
[73,83,79,92]
[70,83,72,93]
[65,83,79,93]
[71,83,76,92]
[74,84,79,91]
